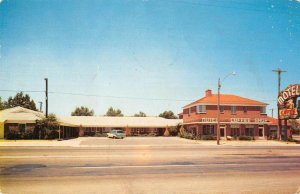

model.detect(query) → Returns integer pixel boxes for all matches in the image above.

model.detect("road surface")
[0,137,300,194]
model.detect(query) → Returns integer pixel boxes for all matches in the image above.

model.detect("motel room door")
[220,125,226,139]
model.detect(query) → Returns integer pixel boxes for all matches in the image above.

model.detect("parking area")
[0,136,298,147]
[79,136,198,147]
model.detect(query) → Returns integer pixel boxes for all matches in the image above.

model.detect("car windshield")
[117,131,124,133]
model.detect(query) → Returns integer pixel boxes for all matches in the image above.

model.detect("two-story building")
[182,89,281,140]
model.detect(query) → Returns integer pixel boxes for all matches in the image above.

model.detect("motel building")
[182,89,288,140]
[0,106,182,139]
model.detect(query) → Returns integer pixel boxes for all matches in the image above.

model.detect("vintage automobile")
[107,129,126,139]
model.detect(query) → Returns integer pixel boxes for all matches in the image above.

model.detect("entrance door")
[258,126,264,139]
[220,126,226,139]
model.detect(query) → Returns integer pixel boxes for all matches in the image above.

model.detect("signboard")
[254,118,268,123]
[278,84,300,120]
[201,118,217,122]
[231,118,250,123]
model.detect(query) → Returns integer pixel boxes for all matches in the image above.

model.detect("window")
[260,107,266,114]
[203,125,215,135]
[245,128,254,136]
[220,106,224,113]
[231,128,240,137]
[231,106,237,114]
[243,107,247,114]
[197,105,206,113]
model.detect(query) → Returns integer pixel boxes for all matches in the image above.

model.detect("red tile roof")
[267,117,278,125]
[184,94,268,108]
[267,117,292,126]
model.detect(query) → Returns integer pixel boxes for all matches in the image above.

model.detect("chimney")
[205,89,212,97]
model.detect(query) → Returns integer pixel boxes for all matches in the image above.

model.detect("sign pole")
[272,68,286,140]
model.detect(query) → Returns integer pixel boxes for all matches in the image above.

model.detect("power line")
[0,89,193,102]
[0,89,280,102]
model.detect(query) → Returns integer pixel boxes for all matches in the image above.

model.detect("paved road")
[0,137,300,194]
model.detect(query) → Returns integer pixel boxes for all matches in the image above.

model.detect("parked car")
[107,129,126,139]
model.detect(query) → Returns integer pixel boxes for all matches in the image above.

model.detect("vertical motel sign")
[278,84,300,120]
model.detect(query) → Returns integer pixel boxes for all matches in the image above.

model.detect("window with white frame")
[260,106,266,114]
[231,106,237,114]
[197,105,206,113]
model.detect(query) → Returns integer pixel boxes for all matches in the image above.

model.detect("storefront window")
[203,125,214,135]
[231,128,240,136]
[245,128,254,136]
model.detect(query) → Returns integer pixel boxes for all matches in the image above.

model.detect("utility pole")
[272,68,287,140]
[45,78,48,118]
[38,101,43,112]
[270,108,274,118]
[217,78,221,145]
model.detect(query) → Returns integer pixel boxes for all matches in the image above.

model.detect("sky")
[0,0,300,117]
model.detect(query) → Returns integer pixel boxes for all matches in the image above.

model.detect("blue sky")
[0,0,300,116]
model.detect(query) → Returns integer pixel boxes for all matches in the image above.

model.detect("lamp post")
[217,72,236,145]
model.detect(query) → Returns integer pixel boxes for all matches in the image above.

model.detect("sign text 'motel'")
[278,84,300,120]
[278,84,300,105]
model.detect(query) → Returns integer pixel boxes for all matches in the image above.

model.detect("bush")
[287,138,297,142]
[168,125,181,136]
[23,132,34,139]
[44,129,59,139]
[201,135,217,140]
[238,136,253,141]
[6,132,21,140]
[178,126,193,139]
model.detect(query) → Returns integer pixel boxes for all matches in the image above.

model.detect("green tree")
[134,111,146,117]
[71,106,94,116]
[0,97,5,110]
[5,92,37,111]
[159,110,178,119]
[35,114,59,139]
[105,107,123,117]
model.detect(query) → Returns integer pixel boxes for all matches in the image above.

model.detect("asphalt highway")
[0,139,300,194]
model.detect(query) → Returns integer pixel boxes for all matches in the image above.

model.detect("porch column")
[0,122,4,139]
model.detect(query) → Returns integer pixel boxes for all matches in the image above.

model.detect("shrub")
[23,132,34,139]
[6,132,21,140]
[178,126,193,139]
[201,135,217,140]
[287,138,297,142]
[168,126,179,136]
[44,129,59,139]
[238,136,253,141]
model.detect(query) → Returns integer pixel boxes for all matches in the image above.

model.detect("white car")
[107,130,126,139]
